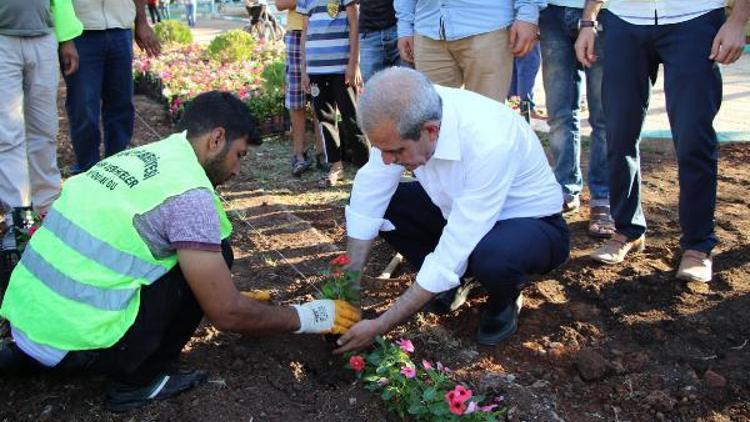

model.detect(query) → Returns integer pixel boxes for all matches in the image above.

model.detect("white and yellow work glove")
[291,300,361,334]
[240,289,272,302]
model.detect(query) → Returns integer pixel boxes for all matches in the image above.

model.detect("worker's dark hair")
[177,91,262,146]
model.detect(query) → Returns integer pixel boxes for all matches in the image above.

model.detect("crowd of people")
[0,0,748,413]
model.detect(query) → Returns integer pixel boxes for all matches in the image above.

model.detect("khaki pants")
[414,28,513,102]
[0,34,61,214]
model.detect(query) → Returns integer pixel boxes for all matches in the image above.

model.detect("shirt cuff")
[397,22,415,38]
[515,5,541,25]
[345,205,396,240]
[415,253,462,293]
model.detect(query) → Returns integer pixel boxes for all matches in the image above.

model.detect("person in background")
[540,0,613,238]
[507,41,545,120]
[147,0,161,24]
[299,0,370,187]
[577,0,750,281]
[275,0,328,176]
[159,0,171,20]
[0,0,82,252]
[359,0,402,82]
[184,0,197,27]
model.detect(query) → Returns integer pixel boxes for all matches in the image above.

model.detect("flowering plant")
[346,337,506,420]
[318,254,360,305]
[13,209,42,253]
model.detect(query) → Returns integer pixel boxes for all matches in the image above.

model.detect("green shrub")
[153,20,193,45]
[261,59,285,95]
[206,29,257,63]
[246,92,284,123]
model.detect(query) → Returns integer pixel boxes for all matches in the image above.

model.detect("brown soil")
[1,93,749,421]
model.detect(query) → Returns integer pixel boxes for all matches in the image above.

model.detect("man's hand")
[59,41,79,76]
[134,20,161,57]
[575,27,598,67]
[302,72,311,94]
[398,36,415,63]
[333,318,383,354]
[292,299,361,334]
[509,21,538,57]
[710,20,747,65]
[345,63,363,93]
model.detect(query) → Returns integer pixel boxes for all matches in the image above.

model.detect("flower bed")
[133,36,287,135]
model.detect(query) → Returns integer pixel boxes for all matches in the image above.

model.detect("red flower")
[348,355,365,372]
[448,399,466,416]
[28,225,38,237]
[452,385,472,403]
[330,254,351,267]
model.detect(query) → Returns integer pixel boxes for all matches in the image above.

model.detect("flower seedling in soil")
[346,337,506,421]
[318,254,361,344]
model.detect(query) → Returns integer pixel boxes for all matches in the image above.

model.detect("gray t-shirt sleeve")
[134,187,222,258]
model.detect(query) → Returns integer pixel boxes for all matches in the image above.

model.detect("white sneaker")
[676,250,712,282]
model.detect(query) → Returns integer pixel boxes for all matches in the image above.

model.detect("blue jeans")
[64,29,134,174]
[185,4,196,27]
[381,182,570,309]
[508,42,540,109]
[540,5,609,205]
[359,25,402,82]
[601,10,723,252]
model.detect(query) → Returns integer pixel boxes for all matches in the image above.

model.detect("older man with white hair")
[334,68,570,352]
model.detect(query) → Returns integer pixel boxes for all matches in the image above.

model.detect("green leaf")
[429,402,449,416]
[407,404,426,415]
[422,387,437,402]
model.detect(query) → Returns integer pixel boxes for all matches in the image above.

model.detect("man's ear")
[208,127,227,153]
[425,121,440,142]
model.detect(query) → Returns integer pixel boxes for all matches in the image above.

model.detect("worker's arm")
[275,0,296,11]
[133,0,161,56]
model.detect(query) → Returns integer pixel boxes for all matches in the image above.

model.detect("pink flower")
[465,401,478,415]
[348,355,365,372]
[400,365,416,379]
[447,385,472,403]
[448,399,466,416]
[422,359,433,370]
[395,338,414,353]
[480,404,498,412]
[28,225,38,237]
[436,361,444,372]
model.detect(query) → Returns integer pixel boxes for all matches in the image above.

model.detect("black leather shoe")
[105,368,208,413]
[423,280,480,315]
[0,340,45,375]
[476,294,524,346]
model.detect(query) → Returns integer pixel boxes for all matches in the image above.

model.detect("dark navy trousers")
[380,182,570,310]
[601,9,724,253]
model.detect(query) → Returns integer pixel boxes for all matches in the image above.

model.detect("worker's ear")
[424,121,440,142]
[207,127,227,153]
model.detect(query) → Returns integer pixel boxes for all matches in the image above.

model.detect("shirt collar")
[431,87,461,162]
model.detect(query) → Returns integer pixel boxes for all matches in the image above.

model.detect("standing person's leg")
[148,4,157,24]
[658,9,723,280]
[101,29,135,159]
[471,215,569,345]
[540,5,583,210]
[284,30,310,176]
[515,42,541,109]
[65,31,106,174]
[413,35,462,88]
[333,74,369,167]
[359,30,385,83]
[23,34,62,212]
[310,74,343,186]
[382,25,403,69]
[592,11,657,264]
[453,28,514,102]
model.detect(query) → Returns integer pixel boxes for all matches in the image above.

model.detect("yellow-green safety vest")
[0,132,232,351]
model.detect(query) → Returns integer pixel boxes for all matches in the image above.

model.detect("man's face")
[204,135,249,186]
[368,121,438,171]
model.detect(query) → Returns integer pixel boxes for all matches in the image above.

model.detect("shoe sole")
[591,240,646,265]
[476,323,518,346]
[676,272,712,283]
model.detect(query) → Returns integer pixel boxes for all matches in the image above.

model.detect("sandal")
[319,164,344,188]
[588,206,615,238]
[290,154,311,177]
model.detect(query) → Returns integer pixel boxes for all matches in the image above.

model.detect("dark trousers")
[55,241,234,385]
[380,182,570,309]
[601,9,724,253]
[309,73,370,166]
[147,4,161,24]
[64,29,135,174]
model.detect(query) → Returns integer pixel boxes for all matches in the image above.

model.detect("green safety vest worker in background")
[0,91,361,413]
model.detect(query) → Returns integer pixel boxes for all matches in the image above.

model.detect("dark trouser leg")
[657,10,723,253]
[59,241,234,385]
[601,11,658,240]
[469,216,570,310]
[332,74,370,166]
[379,182,447,268]
[310,74,343,164]
[101,29,134,159]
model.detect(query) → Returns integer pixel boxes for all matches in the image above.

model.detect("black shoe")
[105,369,208,413]
[0,341,45,375]
[423,280,480,315]
[476,294,524,346]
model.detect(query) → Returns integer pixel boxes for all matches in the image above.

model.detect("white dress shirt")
[606,0,725,25]
[345,86,563,294]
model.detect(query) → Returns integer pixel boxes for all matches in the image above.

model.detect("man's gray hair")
[357,67,442,140]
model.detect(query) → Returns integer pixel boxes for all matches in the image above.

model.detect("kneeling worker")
[0,91,360,411]
[334,68,569,353]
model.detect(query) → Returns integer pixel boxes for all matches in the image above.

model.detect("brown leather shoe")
[590,234,645,264]
[676,249,712,282]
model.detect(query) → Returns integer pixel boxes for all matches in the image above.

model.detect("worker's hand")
[574,27,598,68]
[333,318,383,354]
[135,20,161,57]
[59,40,79,76]
[292,299,361,334]
[398,36,415,63]
[241,289,273,302]
[710,19,747,65]
[509,21,538,57]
